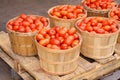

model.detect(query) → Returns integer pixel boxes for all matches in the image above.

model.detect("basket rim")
[47,5,87,21]
[82,0,118,12]
[35,32,82,53]
[6,15,50,34]
[75,17,120,37]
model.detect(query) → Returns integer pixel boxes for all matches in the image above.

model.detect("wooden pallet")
[0,31,120,80]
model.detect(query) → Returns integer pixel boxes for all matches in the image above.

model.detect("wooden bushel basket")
[6,15,49,56]
[82,0,118,17]
[75,17,120,59]
[36,34,82,75]
[7,29,37,56]
[48,5,87,29]
[108,8,120,43]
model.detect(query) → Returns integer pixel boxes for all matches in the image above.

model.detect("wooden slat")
[1,31,120,80]
[71,54,120,80]
[0,49,34,80]
[95,55,116,64]
[78,57,95,71]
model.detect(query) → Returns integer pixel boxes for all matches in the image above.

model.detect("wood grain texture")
[1,31,120,80]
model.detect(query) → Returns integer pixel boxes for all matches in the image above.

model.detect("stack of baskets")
[6,0,120,75]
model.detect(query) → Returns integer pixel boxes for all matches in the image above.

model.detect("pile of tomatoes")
[109,8,120,21]
[83,0,117,10]
[49,5,85,19]
[7,14,48,32]
[36,26,80,50]
[77,17,118,34]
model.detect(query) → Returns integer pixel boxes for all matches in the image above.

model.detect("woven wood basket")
[108,8,120,43]
[48,5,87,29]
[82,0,118,17]
[36,34,82,75]
[75,17,120,59]
[6,15,49,56]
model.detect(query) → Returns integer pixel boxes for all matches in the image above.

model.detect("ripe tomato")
[96,28,105,34]
[72,40,79,47]
[47,28,56,35]
[73,33,79,39]
[53,11,62,18]
[18,26,25,32]
[50,39,60,46]
[22,21,30,26]
[51,45,60,50]
[60,10,67,16]
[64,35,74,45]
[30,24,36,29]
[39,39,49,46]
[46,44,52,48]
[67,13,74,19]
[61,43,68,49]
[20,14,27,19]
[68,27,76,35]
[25,26,32,32]
[36,34,44,41]
[58,27,68,36]
[103,25,111,31]
[13,26,19,30]
[40,16,48,22]
[57,37,64,43]
[7,24,13,30]
[86,26,93,32]
[25,17,33,24]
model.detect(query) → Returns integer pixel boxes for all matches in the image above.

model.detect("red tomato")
[18,26,25,32]
[20,14,27,19]
[22,21,30,26]
[47,29,56,35]
[25,27,32,32]
[60,10,67,16]
[64,33,69,38]
[86,26,93,32]
[112,27,118,32]
[25,17,33,24]
[13,26,19,30]
[40,17,48,22]
[45,34,51,39]
[96,28,105,34]
[103,25,111,31]
[50,39,60,46]
[39,29,47,36]
[53,11,62,18]
[64,35,74,45]
[36,34,44,41]
[51,45,60,50]
[61,43,68,49]
[39,39,49,46]
[46,44,52,48]
[68,27,76,35]
[73,33,79,39]
[72,40,79,47]
[30,24,36,29]
[7,25,13,30]
[57,37,64,43]
[67,13,74,19]
[58,27,68,36]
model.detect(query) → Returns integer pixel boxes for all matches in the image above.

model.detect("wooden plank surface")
[0,48,34,80]
[1,31,120,80]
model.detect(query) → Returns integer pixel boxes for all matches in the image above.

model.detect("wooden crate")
[0,31,120,80]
